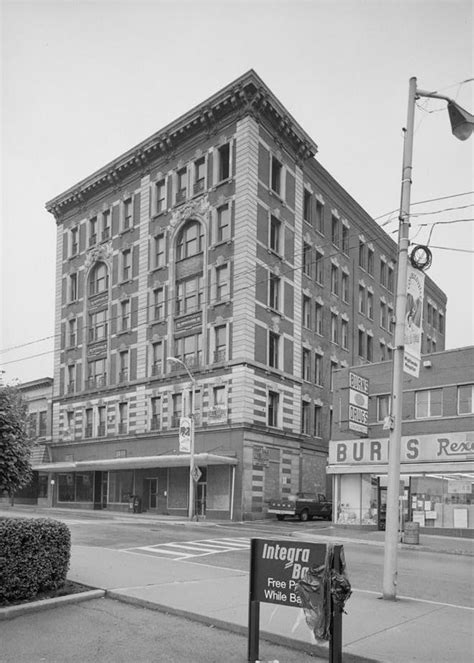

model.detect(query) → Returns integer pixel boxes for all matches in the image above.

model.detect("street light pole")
[382,78,473,600]
[167,356,196,521]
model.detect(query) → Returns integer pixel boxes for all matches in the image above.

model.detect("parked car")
[267,492,332,522]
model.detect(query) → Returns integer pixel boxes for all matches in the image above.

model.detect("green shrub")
[0,518,71,605]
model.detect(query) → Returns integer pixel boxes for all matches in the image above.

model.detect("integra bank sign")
[329,432,474,465]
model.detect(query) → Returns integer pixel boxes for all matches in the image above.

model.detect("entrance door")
[94,471,108,510]
[147,478,158,510]
[195,481,207,517]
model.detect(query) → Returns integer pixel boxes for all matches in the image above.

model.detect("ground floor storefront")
[328,432,474,532]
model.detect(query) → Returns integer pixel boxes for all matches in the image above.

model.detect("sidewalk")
[2,505,473,662]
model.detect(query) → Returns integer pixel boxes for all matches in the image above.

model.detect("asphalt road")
[53,514,474,609]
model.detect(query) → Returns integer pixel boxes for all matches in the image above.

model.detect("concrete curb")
[0,589,105,621]
[106,590,380,663]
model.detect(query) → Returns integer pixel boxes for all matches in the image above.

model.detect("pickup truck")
[267,492,332,522]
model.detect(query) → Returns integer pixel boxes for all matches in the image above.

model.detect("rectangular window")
[122,249,131,281]
[174,332,202,368]
[342,224,349,254]
[341,319,348,350]
[269,273,280,310]
[302,348,311,381]
[380,302,387,329]
[341,272,349,303]
[315,200,324,234]
[67,365,76,394]
[302,296,311,328]
[89,216,97,246]
[28,412,38,437]
[270,215,280,253]
[102,210,111,240]
[367,291,374,320]
[268,331,279,369]
[359,240,366,269]
[415,388,443,418]
[176,167,187,202]
[315,302,323,335]
[68,319,77,347]
[69,273,78,302]
[331,215,339,246]
[194,157,206,194]
[88,358,106,388]
[458,384,474,414]
[171,394,182,427]
[358,330,365,357]
[38,411,47,437]
[301,401,310,435]
[155,179,166,214]
[216,265,229,302]
[150,396,161,430]
[151,341,162,376]
[367,334,373,362]
[439,312,445,334]
[154,234,165,268]
[380,260,387,287]
[97,406,106,437]
[268,391,279,427]
[119,351,129,383]
[177,275,204,314]
[121,299,130,331]
[377,395,390,421]
[123,198,133,230]
[330,361,338,392]
[331,265,339,295]
[367,248,374,276]
[303,189,312,223]
[153,287,164,320]
[387,265,394,292]
[358,286,366,314]
[388,306,394,333]
[214,325,227,362]
[314,353,323,385]
[303,243,312,277]
[70,227,79,256]
[380,341,387,361]
[271,156,282,195]
[216,204,230,242]
[85,408,93,438]
[217,143,230,181]
[66,410,75,438]
[331,313,338,344]
[118,402,128,434]
[315,250,324,284]
[88,309,107,342]
[313,405,322,437]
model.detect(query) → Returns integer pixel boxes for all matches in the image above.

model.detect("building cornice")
[45,70,318,222]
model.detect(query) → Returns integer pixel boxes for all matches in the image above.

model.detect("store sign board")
[329,432,474,465]
[178,417,191,453]
[448,480,472,494]
[348,372,369,435]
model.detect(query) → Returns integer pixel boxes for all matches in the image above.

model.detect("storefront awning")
[327,461,474,475]
[33,452,238,473]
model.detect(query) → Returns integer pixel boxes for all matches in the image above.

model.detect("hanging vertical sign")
[404,265,425,378]
[348,372,369,435]
[178,417,191,453]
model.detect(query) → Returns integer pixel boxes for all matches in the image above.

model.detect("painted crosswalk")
[125,537,250,560]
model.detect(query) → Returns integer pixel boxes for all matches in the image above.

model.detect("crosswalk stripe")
[127,536,251,560]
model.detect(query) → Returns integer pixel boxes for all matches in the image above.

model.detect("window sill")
[211,177,233,190]
[116,329,131,336]
[268,188,285,206]
[119,227,134,236]
[150,265,166,274]
[266,248,283,260]
[152,210,169,220]
[119,278,133,285]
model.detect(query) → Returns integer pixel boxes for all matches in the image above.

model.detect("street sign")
[348,372,369,435]
[179,417,191,453]
[191,465,202,482]
[404,265,425,377]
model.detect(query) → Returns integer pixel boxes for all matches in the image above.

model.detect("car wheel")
[276,515,285,521]
[299,509,309,522]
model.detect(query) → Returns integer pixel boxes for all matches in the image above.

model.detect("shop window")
[108,470,133,503]
[415,388,443,418]
[377,395,390,421]
[458,384,474,414]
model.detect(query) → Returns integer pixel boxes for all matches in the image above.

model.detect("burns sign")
[348,372,369,435]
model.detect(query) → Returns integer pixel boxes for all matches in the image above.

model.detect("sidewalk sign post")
[248,538,344,663]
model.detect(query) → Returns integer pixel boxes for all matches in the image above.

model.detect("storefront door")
[147,478,158,509]
[195,481,207,517]
[94,471,108,510]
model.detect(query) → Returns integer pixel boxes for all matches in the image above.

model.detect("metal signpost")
[248,538,344,663]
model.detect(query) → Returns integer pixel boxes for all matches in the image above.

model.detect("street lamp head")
[447,101,474,141]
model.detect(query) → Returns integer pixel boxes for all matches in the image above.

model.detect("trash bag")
[295,544,351,642]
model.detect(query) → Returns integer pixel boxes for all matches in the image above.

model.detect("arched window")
[176,220,204,260]
[89,262,109,296]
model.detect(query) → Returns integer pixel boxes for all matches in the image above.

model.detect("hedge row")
[0,517,71,605]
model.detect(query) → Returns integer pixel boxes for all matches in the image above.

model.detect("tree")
[0,385,32,499]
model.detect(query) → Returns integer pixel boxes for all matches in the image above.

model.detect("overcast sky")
[1,0,473,385]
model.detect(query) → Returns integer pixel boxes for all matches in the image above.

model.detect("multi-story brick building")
[38,70,446,519]
[328,346,474,532]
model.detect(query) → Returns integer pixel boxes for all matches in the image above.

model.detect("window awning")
[33,452,238,473]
